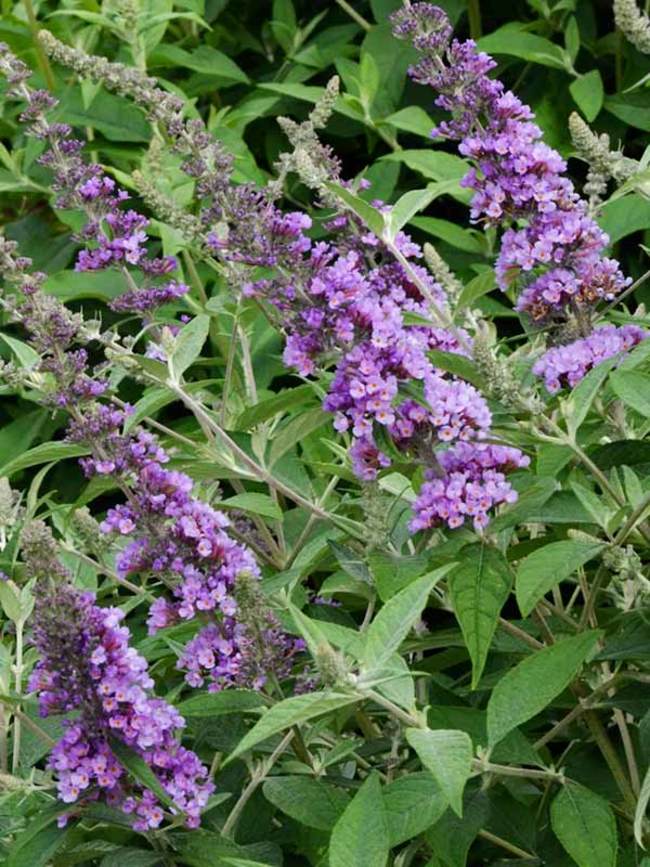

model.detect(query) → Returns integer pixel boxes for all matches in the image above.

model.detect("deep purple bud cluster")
[29,581,214,830]
[0,43,187,316]
[0,242,107,408]
[532,323,648,392]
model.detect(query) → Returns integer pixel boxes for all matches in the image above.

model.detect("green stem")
[11,620,23,775]
[166,381,364,536]
[23,0,55,90]
[220,306,240,426]
[583,708,637,812]
[477,830,536,861]
[467,0,482,39]
[0,703,7,773]
[334,0,371,31]
[221,729,294,838]
[475,759,564,783]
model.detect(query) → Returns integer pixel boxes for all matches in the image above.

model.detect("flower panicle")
[391,3,646,394]
[0,41,188,317]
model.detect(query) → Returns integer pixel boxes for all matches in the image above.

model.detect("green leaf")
[235,385,316,429]
[600,195,650,243]
[360,565,452,675]
[368,550,430,601]
[329,540,372,582]
[425,791,490,867]
[0,410,46,460]
[44,269,129,301]
[52,87,151,142]
[489,477,557,532]
[0,581,23,623]
[100,850,162,867]
[605,93,650,132]
[456,270,497,307]
[177,689,264,717]
[515,540,605,617]
[551,783,617,867]
[329,773,389,867]
[170,314,210,381]
[383,772,448,846]
[487,631,601,747]
[149,44,249,84]
[171,831,282,867]
[0,333,40,369]
[325,182,385,236]
[411,216,484,253]
[591,440,650,470]
[226,692,360,762]
[449,545,512,688]
[382,106,434,138]
[387,187,439,238]
[570,70,604,122]
[477,27,568,69]
[0,441,89,477]
[381,151,469,201]
[610,369,650,417]
[636,765,650,847]
[564,355,619,437]
[108,737,177,813]
[219,493,282,520]
[427,349,484,389]
[6,805,71,867]
[406,728,472,817]
[263,776,350,830]
[565,15,580,63]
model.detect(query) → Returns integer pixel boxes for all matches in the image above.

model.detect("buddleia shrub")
[1,1,650,865]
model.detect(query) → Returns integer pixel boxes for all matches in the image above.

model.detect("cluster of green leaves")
[4,1,650,866]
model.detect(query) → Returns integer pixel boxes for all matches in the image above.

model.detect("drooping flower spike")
[22,522,214,830]
[391,2,646,394]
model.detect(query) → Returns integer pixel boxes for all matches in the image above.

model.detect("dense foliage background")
[3,0,650,865]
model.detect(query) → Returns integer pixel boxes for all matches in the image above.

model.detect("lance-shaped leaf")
[635,765,650,847]
[169,314,210,382]
[406,728,473,817]
[225,691,360,763]
[515,540,605,617]
[329,773,389,867]
[360,564,452,676]
[551,783,617,867]
[263,777,350,831]
[487,631,601,746]
[448,545,512,688]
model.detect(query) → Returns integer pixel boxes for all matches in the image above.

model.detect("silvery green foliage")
[0,2,650,866]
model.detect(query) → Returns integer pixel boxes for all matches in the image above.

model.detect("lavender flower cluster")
[0,43,188,317]
[0,213,299,827]
[532,323,647,392]
[81,406,303,693]
[29,579,213,830]
[239,201,527,530]
[411,443,529,532]
[16,31,529,533]
[391,4,647,390]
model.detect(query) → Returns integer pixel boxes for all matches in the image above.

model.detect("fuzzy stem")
[477,830,536,860]
[11,620,24,775]
[23,0,55,90]
[221,729,294,838]
[467,0,482,39]
[335,0,372,31]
